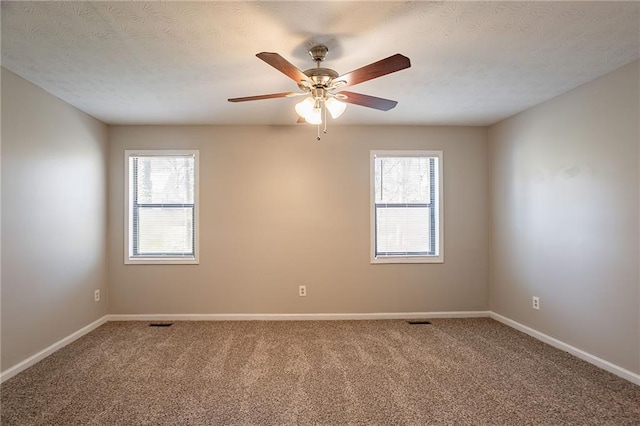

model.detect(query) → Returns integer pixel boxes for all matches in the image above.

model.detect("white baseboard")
[107,311,490,321]
[0,315,109,384]
[489,312,640,386]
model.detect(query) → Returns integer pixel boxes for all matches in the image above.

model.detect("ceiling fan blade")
[228,92,302,102]
[296,116,305,124]
[336,54,411,88]
[339,91,398,111]
[256,52,310,84]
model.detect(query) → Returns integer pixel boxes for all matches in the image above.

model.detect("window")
[371,150,443,263]
[125,150,199,264]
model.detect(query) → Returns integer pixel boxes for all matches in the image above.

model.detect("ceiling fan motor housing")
[298,45,341,95]
[301,68,339,88]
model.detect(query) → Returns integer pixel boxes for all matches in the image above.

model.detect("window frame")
[370,150,444,264]
[124,149,200,265]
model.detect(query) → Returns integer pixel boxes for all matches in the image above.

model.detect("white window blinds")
[126,151,199,263]
[371,151,442,263]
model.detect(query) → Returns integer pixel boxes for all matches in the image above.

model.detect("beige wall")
[488,61,640,373]
[1,69,109,372]
[108,125,489,314]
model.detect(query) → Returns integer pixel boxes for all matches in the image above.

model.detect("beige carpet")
[1,318,639,425]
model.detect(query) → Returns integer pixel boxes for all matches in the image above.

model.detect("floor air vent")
[407,320,432,325]
[149,322,174,327]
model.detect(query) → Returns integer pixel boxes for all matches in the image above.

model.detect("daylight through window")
[371,151,443,263]
[125,150,199,264]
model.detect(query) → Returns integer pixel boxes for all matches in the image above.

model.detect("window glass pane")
[135,156,194,204]
[136,207,193,255]
[376,207,430,254]
[374,157,431,204]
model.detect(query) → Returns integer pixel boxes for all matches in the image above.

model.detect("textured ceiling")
[1,1,639,126]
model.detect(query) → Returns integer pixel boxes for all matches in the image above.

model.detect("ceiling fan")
[228,45,411,139]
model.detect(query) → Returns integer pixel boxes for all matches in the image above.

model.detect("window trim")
[370,150,444,264]
[124,149,200,265]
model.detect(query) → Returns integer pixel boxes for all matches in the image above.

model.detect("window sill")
[371,255,443,264]
[125,257,199,265]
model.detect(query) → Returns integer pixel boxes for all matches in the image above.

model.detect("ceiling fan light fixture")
[295,97,314,117]
[326,97,346,119]
[305,105,322,125]
[295,97,323,124]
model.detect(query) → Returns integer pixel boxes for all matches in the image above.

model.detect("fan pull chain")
[316,101,327,141]
[323,102,328,134]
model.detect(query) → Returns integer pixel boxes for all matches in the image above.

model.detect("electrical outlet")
[299,285,307,297]
[532,296,540,310]
[94,290,100,302]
